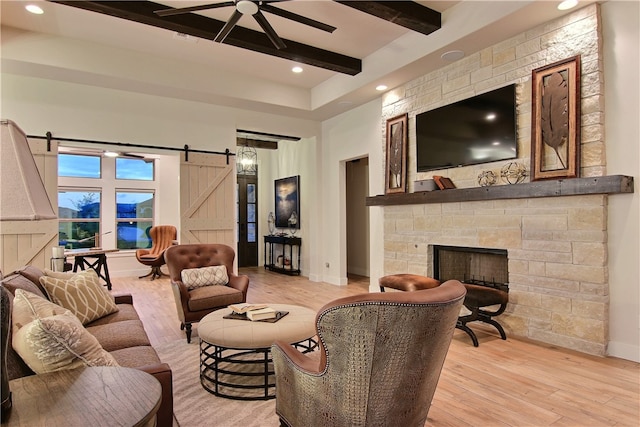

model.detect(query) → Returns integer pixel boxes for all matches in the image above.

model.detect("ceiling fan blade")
[154,1,235,17]
[253,11,287,50]
[261,4,336,33]
[214,9,243,43]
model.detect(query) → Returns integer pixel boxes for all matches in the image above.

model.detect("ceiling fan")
[154,1,336,50]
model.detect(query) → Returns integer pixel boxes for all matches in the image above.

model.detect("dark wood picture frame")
[531,55,581,181]
[274,175,300,229]
[385,113,408,194]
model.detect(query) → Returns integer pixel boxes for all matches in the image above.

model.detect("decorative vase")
[267,212,275,235]
[288,212,298,236]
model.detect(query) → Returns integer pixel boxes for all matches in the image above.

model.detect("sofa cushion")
[181,265,229,290]
[86,320,151,352]
[86,303,140,326]
[11,290,119,374]
[1,273,47,299]
[109,345,162,368]
[16,266,48,296]
[39,269,118,325]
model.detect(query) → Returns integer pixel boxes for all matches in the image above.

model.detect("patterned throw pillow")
[39,269,118,325]
[11,292,119,374]
[181,265,229,290]
[11,288,69,333]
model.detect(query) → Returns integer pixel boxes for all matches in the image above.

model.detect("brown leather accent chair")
[164,244,249,343]
[271,280,466,427]
[135,225,177,280]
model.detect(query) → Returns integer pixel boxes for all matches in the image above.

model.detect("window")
[58,190,101,249]
[116,191,154,249]
[116,157,154,180]
[58,150,157,250]
[58,154,101,178]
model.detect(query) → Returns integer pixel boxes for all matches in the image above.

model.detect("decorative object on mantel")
[275,175,300,228]
[478,171,498,187]
[385,113,408,194]
[531,55,581,181]
[500,162,527,184]
[434,175,456,190]
[267,212,275,235]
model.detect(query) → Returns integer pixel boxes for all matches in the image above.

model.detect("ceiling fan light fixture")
[237,0,258,15]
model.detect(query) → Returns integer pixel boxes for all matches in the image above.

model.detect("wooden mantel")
[366,175,634,206]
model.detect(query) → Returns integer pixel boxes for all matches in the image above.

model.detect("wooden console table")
[1,366,161,427]
[64,248,119,290]
[264,235,301,276]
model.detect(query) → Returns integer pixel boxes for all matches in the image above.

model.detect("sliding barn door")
[179,152,235,247]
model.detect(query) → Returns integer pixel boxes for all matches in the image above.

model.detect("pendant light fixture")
[236,138,257,175]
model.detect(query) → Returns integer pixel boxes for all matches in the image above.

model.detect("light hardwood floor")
[111,268,639,426]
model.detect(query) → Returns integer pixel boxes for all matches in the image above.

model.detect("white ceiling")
[1,0,593,121]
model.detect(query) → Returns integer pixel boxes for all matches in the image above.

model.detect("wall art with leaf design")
[531,55,581,181]
[385,113,408,194]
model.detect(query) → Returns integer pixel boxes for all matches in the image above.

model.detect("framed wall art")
[274,175,300,229]
[385,113,408,194]
[530,55,581,181]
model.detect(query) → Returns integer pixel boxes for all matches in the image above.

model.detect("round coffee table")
[198,303,317,400]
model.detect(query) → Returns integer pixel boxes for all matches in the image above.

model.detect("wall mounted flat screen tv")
[416,84,517,172]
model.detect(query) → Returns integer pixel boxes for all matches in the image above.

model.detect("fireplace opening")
[432,245,509,292]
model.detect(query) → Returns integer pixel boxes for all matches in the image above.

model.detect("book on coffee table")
[246,307,277,321]
[228,303,269,314]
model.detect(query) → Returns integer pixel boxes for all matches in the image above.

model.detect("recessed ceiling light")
[558,0,578,10]
[441,50,465,62]
[25,4,44,14]
[376,85,388,91]
[292,66,303,73]
[104,151,119,158]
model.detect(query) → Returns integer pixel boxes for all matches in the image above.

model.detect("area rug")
[154,339,280,427]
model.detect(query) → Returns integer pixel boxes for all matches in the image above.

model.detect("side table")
[1,366,161,427]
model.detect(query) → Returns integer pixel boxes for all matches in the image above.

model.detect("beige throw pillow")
[11,289,119,374]
[39,269,118,325]
[11,288,69,333]
[181,265,229,290]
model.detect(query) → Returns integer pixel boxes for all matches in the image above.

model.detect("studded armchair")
[271,280,466,427]
[164,244,249,343]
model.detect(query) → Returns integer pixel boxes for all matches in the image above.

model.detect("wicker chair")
[135,225,177,280]
[271,279,466,427]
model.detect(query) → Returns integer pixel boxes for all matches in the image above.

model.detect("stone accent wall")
[381,5,609,356]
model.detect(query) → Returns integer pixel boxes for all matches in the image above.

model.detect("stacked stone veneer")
[381,5,609,356]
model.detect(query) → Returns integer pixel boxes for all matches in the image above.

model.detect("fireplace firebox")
[432,245,508,291]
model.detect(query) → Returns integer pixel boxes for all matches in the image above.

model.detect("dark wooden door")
[237,174,258,267]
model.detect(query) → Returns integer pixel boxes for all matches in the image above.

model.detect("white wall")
[260,138,317,278]
[601,0,640,362]
[320,98,384,287]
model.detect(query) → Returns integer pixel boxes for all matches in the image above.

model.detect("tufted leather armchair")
[164,244,249,343]
[271,279,466,427]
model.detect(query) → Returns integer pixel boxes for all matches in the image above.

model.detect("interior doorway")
[346,157,370,282]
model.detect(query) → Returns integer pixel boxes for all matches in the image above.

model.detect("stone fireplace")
[370,5,626,357]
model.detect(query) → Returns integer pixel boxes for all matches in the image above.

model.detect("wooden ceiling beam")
[50,1,362,75]
[334,1,441,36]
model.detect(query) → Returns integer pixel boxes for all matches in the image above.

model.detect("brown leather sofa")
[0,266,173,427]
